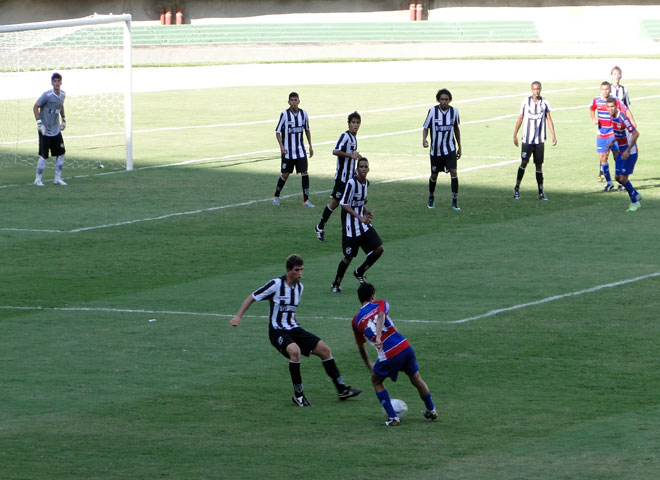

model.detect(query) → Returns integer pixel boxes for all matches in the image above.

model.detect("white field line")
[449,272,660,324]
[2,272,657,325]
[0,156,519,233]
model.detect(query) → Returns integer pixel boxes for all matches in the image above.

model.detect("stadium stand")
[130,21,540,46]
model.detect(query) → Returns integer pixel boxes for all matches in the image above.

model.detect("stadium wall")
[2,0,660,24]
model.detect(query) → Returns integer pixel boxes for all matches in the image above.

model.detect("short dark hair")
[51,72,62,81]
[357,156,369,168]
[357,283,375,303]
[285,254,303,270]
[601,81,611,87]
[531,81,542,89]
[348,111,361,124]
[288,92,299,100]
[606,97,618,105]
[436,88,452,102]
[611,65,622,75]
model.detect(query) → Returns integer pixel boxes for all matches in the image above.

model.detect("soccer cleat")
[53,178,67,186]
[427,197,435,209]
[338,386,362,401]
[314,225,325,242]
[627,202,641,212]
[513,190,520,200]
[331,283,342,294]
[603,184,614,192]
[272,197,280,206]
[617,184,625,192]
[302,200,315,208]
[538,193,548,201]
[451,204,461,211]
[353,269,367,284]
[292,394,311,407]
[382,417,401,427]
[33,179,44,187]
[423,409,438,421]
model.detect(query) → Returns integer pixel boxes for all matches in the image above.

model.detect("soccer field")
[2,63,660,479]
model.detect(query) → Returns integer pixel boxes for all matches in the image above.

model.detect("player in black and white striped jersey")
[512,81,557,201]
[331,157,384,293]
[314,111,362,242]
[272,92,315,207]
[422,89,462,211]
[231,254,361,406]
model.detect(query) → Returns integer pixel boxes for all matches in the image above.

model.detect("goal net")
[0,14,133,174]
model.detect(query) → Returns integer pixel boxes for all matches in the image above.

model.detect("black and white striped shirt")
[519,96,552,145]
[275,108,310,160]
[252,276,303,331]
[423,105,460,156]
[334,131,358,183]
[612,85,631,107]
[340,177,370,238]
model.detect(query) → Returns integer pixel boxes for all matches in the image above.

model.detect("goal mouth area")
[0,14,133,175]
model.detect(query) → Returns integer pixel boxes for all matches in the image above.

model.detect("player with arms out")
[590,81,634,192]
[272,92,314,207]
[352,283,437,426]
[512,81,557,200]
[33,72,67,186]
[422,88,462,211]
[314,111,362,242]
[330,157,384,293]
[605,98,642,212]
[230,254,361,407]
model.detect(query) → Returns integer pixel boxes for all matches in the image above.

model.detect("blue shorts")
[596,136,612,154]
[373,346,419,382]
[615,151,638,176]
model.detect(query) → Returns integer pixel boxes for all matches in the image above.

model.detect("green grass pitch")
[2,76,660,479]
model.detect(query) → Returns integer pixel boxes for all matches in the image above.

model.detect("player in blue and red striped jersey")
[605,98,642,212]
[589,82,635,191]
[352,283,437,426]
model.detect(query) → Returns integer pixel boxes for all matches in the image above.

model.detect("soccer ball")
[390,398,408,418]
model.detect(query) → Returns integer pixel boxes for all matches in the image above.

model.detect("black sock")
[358,249,382,275]
[302,174,310,201]
[429,176,436,196]
[318,205,334,230]
[274,176,286,197]
[536,170,544,193]
[289,361,303,395]
[515,166,526,189]
[322,357,345,391]
[451,177,458,204]
[334,260,349,285]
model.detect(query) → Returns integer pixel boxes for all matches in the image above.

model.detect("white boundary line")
[2,272,657,324]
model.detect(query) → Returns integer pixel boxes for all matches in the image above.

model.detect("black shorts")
[281,155,308,174]
[521,143,545,165]
[342,226,382,258]
[430,151,457,173]
[330,179,347,200]
[269,327,321,359]
[38,133,65,159]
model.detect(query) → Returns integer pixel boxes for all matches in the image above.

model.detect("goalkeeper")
[33,72,67,186]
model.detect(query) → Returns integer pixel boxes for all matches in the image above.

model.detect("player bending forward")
[352,283,437,426]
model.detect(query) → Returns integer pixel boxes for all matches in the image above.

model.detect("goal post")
[0,14,133,173]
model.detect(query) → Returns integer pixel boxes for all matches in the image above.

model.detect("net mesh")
[0,21,128,172]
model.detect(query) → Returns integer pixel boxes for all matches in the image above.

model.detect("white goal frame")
[0,14,133,170]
